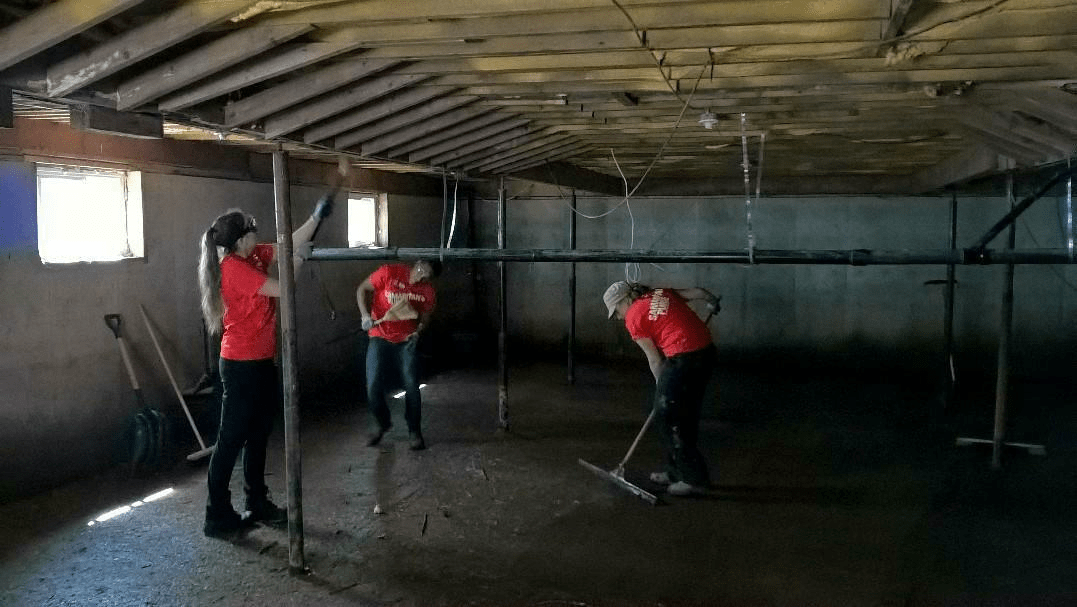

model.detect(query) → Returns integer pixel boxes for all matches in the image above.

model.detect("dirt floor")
[2,360,1077,606]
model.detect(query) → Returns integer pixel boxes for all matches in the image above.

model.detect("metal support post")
[568,190,577,384]
[991,188,1017,470]
[497,177,509,430]
[943,190,957,409]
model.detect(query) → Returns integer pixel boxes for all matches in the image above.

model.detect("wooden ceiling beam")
[409,118,530,163]
[116,24,313,110]
[353,103,489,155]
[380,111,512,158]
[264,72,431,139]
[0,0,144,72]
[330,96,478,151]
[302,86,450,144]
[477,137,584,173]
[45,0,254,98]
[461,132,574,172]
[426,125,533,167]
[498,144,593,175]
[910,145,1004,193]
[158,36,368,111]
[224,56,399,128]
[882,0,919,41]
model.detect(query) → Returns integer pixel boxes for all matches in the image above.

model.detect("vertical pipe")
[943,190,957,410]
[992,177,1017,470]
[497,177,509,430]
[568,190,577,384]
[272,151,305,570]
[441,171,448,250]
[1067,160,1073,262]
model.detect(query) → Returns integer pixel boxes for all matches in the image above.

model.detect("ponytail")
[198,228,225,335]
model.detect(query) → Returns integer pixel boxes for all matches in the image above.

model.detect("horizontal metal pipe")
[310,247,1077,265]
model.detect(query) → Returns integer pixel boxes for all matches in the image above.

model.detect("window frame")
[34,162,144,265]
[347,190,388,249]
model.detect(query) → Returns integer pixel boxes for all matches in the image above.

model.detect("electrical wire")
[446,176,460,248]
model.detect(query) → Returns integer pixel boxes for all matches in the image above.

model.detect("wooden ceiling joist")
[45,0,254,98]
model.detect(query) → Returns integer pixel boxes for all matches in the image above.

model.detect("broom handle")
[139,305,208,450]
[618,407,657,469]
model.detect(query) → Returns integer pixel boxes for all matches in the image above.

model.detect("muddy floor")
[2,361,1077,606]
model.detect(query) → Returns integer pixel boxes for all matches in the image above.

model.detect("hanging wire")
[446,176,460,249]
[610,149,641,282]
[740,113,756,263]
[561,63,709,221]
[1067,156,1074,261]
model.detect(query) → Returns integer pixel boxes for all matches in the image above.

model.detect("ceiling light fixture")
[698,111,718,129]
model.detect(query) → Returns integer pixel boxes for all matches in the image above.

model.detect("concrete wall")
[0,154,450,502]
[466,183,1077,382]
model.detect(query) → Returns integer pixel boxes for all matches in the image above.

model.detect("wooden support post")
[0,86,12,129]
[273,150,305,571]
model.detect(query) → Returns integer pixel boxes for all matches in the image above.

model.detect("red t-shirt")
[625,289,712,357]
[219,243,277,360]
[368,264,436,344]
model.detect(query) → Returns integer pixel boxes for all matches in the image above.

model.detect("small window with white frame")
[36,163,144,264]
[348,192,386,248]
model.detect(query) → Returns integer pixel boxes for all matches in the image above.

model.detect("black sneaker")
[204,507,253,538]
[366,425,391,447]
[246,497,287,526]
[408,432,426,451]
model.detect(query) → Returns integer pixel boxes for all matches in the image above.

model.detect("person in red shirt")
[196,190,335,538]
[357,260,441,450]
[603,280,720,496]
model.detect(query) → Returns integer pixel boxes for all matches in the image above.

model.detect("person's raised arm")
[674,287,720,312]
[283,157,350,273]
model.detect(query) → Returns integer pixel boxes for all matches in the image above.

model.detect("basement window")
[36,164,144,264]
[348,192,387,248]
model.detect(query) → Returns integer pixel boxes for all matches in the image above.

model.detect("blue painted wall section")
[0,161,36,252]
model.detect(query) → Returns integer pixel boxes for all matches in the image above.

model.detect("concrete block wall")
[0,157,450,502]
[465,183,1077,382]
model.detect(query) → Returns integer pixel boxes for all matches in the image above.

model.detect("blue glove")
[361,316,374,331]
[312,194,334,221]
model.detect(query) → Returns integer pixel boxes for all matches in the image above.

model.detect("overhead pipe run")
[310,247,1077,265]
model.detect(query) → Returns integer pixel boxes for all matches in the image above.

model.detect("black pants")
[654,344,716,487]
[366,336,423,434]
[206,358,278,514]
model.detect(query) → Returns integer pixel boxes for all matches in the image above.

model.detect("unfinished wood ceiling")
[1,0,1075,195]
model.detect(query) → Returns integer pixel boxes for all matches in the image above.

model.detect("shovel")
[104,314,165,471]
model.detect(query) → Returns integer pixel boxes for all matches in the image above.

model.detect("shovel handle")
[104,314,122,338]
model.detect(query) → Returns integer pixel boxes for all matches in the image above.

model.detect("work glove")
[296,241,313,260]
[361,316,374,331]
[706,294,721,313]
[312,194,334,221]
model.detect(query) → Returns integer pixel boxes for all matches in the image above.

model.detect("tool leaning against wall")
[138,304,215,462]
[104,313,166,473]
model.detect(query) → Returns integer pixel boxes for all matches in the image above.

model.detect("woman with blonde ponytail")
[198,179,339,538]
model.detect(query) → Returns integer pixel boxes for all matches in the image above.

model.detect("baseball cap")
[603,281,630,318]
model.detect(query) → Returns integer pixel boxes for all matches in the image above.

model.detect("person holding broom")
[603,281,719,496]
[357,259,441,451]
[196,162,345,538]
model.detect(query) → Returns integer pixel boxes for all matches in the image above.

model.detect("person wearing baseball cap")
[603,280,720,496]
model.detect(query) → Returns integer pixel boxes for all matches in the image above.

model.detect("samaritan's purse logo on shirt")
[648,289,670,321]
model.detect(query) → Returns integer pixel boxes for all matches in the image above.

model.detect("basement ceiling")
[1,0,1075,195]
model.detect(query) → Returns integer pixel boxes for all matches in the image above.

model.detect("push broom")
[139,304,215,462]
[579,298,719,505]
[578,406,661,505]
